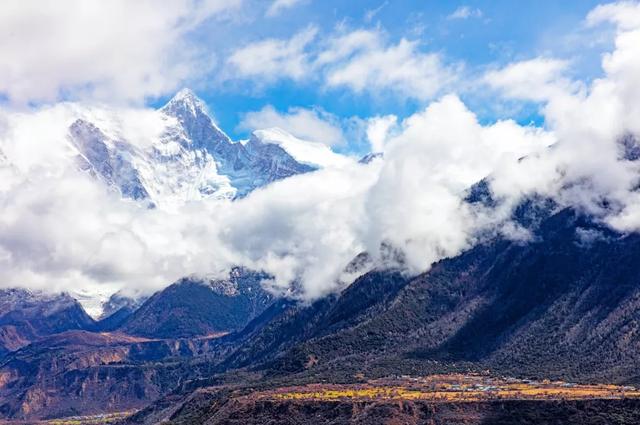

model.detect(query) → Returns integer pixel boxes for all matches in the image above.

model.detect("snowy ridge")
[252,127,353,169]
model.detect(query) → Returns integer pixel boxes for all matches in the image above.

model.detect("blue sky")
[151,0,611,152]
[0,0,620,155]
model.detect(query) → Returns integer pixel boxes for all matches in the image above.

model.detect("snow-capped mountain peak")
[62,90,318,206]
[160,88,231,147]
[161,88,208,118]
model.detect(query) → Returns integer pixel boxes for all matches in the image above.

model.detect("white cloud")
[448,6,483,20]
[324,37,458,100]
[586,1,640,30]
[486,2,640,233]
[226,26,317,82]
[366,115,397,153]
[364,1,389,23]
[0,104,376,302]
[0,0,242,105]
[0,92,553,304]
[266,0,306,17]
[483,58,578,102]
[3,1,640,309]
[362,95,553,270]
[315,29,380,66]
[225,27,458,101]
[239,105,345,146]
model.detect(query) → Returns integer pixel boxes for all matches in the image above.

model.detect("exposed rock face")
[119,268,274,339]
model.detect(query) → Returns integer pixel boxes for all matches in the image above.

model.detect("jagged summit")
[161,88,208,116]
[159,88,231,146]
[172,87,199,101]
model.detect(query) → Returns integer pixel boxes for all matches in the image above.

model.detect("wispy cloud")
[226,26,317,82]
[447,5,483,20]
[266,0,306,17]
[324,35,458,101]
[226,27,459,101]
[364,1,388,23]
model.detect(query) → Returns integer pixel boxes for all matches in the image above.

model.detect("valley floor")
[256,374,640,403]
[4,374,640,424]
[122,374,640,424]
[0,410,134,424]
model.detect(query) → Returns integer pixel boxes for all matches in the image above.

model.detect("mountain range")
[1,91,640,424]
[1,191,640,423]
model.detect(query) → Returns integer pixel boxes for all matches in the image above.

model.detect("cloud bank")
[1,2,640,313]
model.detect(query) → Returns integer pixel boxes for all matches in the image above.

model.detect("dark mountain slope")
[119,268,274,339]
[214,270,409,374]
[176,206,640,388]
[0,289,95,357]
[407,208,640,384]
[6,206,640,422]
[0,330,226,420]
[128,206,640,423]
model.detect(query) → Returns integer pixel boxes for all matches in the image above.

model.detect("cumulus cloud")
[239,105,345,146]
[487,1,640,232]
[0,94,552,306]
[0,0,242,105]
[362,95,554,271]
[2,1,640,312]
[366,115,398,153]
[0,105,234,298]
[0,103,376,304]
[266,0,306,17]
[586,1,640,30]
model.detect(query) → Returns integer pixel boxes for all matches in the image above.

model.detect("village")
[261,374,640,403]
